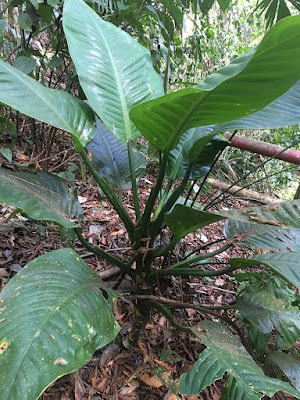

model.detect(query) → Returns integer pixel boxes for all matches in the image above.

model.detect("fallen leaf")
[140,373,163,388]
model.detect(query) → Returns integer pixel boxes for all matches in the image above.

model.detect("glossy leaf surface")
[179,320,300,398]
[219,199,300,230]
[87,119,145,190]
[224,219,300,251]
[130,16,300,150]
[266,352,300,391]
[63,0,163,142]
[0,248,120,400]
[0,166,82,228]
[165,204,224,239]
[237,289,300,349]
[0,59,96,151]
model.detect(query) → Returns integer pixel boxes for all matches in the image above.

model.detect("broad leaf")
[266,352,300,392]
[224,219,300,251]
[165,204,224,239]
[179,348,226,395]
[0,248,120,400]
[236,289,300,349]
[0,165,82,228]
[86,119,145,190]
[252,251,300,289]
[63,0,164,142]
[179,320,300,398]
[229,253,300,290]
[219,199,300,230]
[130,16,300,150]
[0,59,96,151]
[215,79,300,133]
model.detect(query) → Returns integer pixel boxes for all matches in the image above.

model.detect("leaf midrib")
[91,13,132,141]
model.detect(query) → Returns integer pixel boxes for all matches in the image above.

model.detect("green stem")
[163,42,171,94]
[75,228,135,279]
[140,150,170,237]
[153,179,172,219]
[150,165,192,240]
[81,149,135,241]
[150,236,179,259]
[127,141,140,221]
[151,263,242,279]
[170,244,232,269]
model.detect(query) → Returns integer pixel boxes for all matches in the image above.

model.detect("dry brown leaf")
[140,373,163,388]
[214,277,225,287]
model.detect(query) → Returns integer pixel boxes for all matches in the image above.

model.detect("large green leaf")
[179,320,300,398]
[266,352,300,392]
[215,78,300,133]
[229,253,300,290]
[130,16,300,150]
[252,251,300,289]
[236,289,300,349]
[63,0,164,142]
[165,204,224,239]
[219,199,300,230]
[0,248,120,400]
[224,219,300,251]
[0,59,96,151]
[0,165,83,228]
[86,119,145,190]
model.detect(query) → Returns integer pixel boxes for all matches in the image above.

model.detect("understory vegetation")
[0,1,300,399]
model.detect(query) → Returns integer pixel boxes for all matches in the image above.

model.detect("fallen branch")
[207,177,282,204]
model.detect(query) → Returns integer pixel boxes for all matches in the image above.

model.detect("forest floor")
[0,127,286,400]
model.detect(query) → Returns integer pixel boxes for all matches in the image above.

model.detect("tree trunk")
[223,133,300,165]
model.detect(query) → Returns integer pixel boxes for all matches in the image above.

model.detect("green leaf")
[252,250,300,289]
[130,16,300,150]
[218,199,300,230]
[18,13,32,32]
[179,320,300,398]
[63,0,163,142]
[0,248,120,400]
[165,204,224,239]
[86,119,145,190]
[0,148,12,162]
[199,0,215,15]
[0,165,83,228]
[217,0,231,11]
[179,348,226,395]
[214,79,300,133]
[0,59,96,151]
[236,289,300,349]
[266,352,300,391]
[0,19,6,36]
[224,219,300,251]
[221,374,261,400]
[14,56,36,75]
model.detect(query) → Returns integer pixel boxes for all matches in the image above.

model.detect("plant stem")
[150,236,179,258]
[75,228,135,279]
[140,150,169,237]
[128,295,235,311]
[150,165,192,240]
[169,243,232,269]
[81,149,135,241]
[127,141,140,221]
[151,263,241,279]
